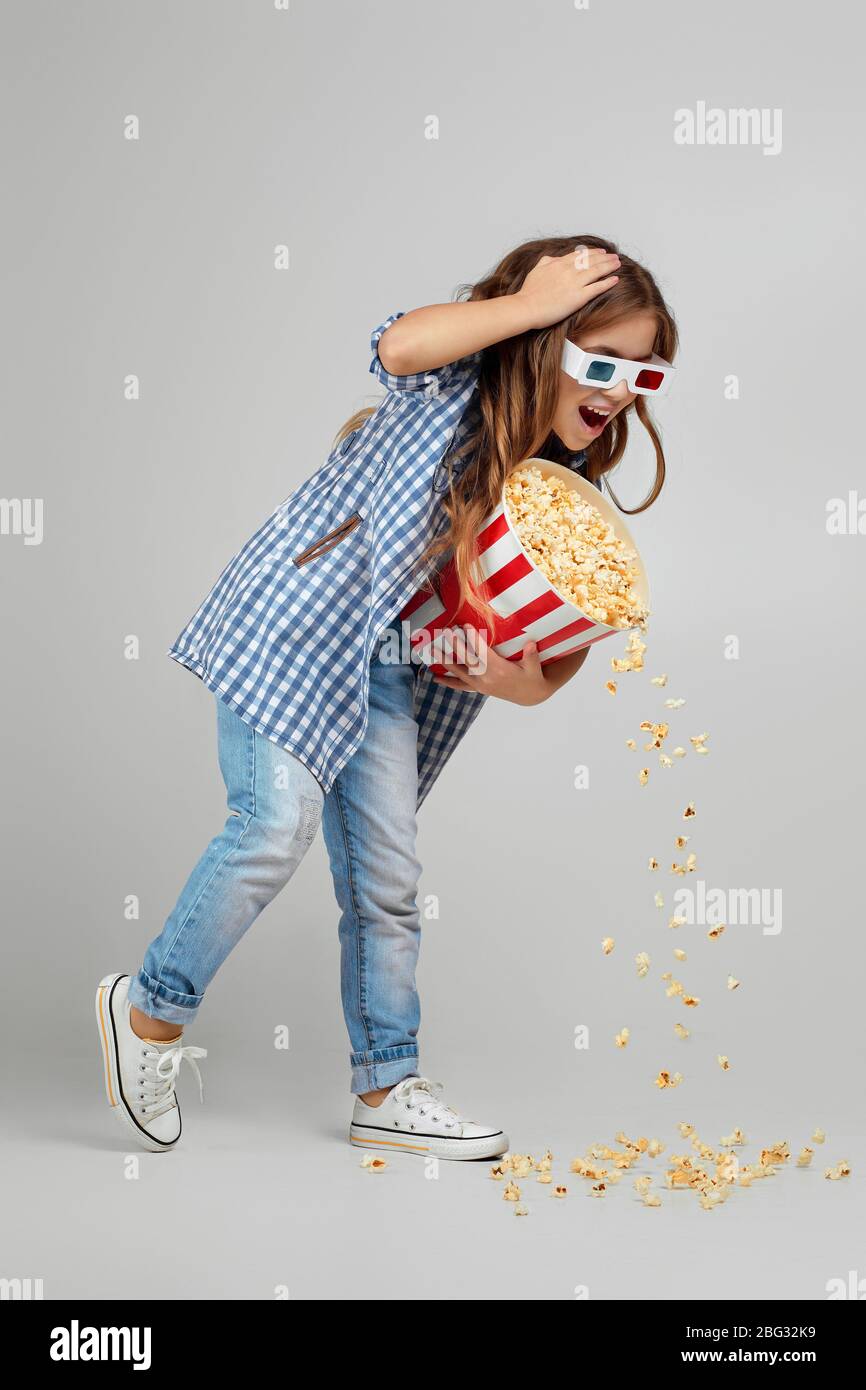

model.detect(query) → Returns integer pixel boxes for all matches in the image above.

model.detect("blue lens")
[586,360,615,382]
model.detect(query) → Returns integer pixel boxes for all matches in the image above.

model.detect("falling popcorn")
[678,1123,695,1138]
[673,746,686,758]
[673,948,687,961]
[668,915,686,929]
[659,753,673,768]
[615,1028,630,1048]
[682,995,700,1008]
[655,1070,683,1089]
[606,681,617,695]
[650,674,668,686]
[648,857,659,870]
[602,937,615,955]
[683,803,696,819]
[718,1055,731,1071]
[813,1128,826,1145]
[503,1181,522,1202]
[674,1022,690,1039]
[707,925,726,941]
[655,892,664,909]
[727,975,740,991]
[675,835,689,848]
[796,1148,814,1168]
[639,767,649,786]
[636,952,651,978]
[552,1185,568,1199]
[625,738,636,750]
[665,698,685,709]
[720,1128,746,1147]
[824,1161,851,1181]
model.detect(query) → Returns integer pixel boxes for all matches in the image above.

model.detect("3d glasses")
[561,338,675,397]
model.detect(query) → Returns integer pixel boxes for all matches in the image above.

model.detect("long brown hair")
[336,235,678,618]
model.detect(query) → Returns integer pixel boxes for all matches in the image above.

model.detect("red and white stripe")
[400,500,628,669]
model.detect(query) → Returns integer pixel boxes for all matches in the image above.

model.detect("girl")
[95,236,677,1160]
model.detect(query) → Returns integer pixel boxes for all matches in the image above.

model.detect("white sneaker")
[95,973,207,1153]
[350,1076,508,1160]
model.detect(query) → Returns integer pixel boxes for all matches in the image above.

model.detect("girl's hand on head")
[515,247,621,330]
[430,629,551,706]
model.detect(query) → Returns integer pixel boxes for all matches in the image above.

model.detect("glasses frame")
[561,338,675,397]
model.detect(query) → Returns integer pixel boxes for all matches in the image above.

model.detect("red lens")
[634,368,664,391]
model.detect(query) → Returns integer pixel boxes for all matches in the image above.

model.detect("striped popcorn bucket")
[401,458,649,673]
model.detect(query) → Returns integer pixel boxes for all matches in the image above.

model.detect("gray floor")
[5,1048,862,1301]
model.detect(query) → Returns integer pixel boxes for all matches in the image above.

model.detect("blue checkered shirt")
[168,313,590,806]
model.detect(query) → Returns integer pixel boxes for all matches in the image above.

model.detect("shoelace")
[392,1076,461,1129]
[137,1043,208,1117]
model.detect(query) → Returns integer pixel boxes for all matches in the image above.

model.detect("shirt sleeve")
[370,311,480,394]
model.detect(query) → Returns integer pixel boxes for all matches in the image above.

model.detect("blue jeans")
[128,641,422,1093]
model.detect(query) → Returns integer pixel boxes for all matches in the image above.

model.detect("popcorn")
[489,1164,507,1180]
[514,1204,529,1216]
[590,1183,607,1197]
[647,1139,665,1158]
[668,915,686,929]
[615,1028,630,1048]
[659,753,673,768]
[665,698,685,709]
[673,746,686,758]
[552,1185,568,1199]
[727,975,740,991]
[796,1148,814,1168]
[683,803,696,819]
[760,1142,790,1166]
[812,1128,826,1144]
[634,1175,653,1194]
[720,1128,746,1146]
[537,1172,552,1184]
[655,1070,683,1089]
[655,892,665,909]
[708,925,726,941]
[648,857,659,870]
[643,1192,662,1207]
[503,1181,522,1202]
[601,937,615,955]
[635,952,651,978]
[673,948,687,961]
[718,1055,731,1071]
[675,836,689,848]
[625,738,636,750]
[651,674,668,686]
[639,767,649,786]
[674,1022,690,1039]
[606,681,617,695]
[503,467,649,627]
[824,1161,851,1180]
[359,1155,387,1172]
[682,995,700,1008]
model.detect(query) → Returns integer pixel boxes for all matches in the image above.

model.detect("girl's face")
[552,311,660,451]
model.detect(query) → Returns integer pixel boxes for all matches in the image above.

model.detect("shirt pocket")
[291,508,367,567]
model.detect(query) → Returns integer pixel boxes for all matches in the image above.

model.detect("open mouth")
[578,404,611,433]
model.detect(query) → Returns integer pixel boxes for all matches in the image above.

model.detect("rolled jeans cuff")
[350,1045,418,1095]
[127,969,203,1026]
